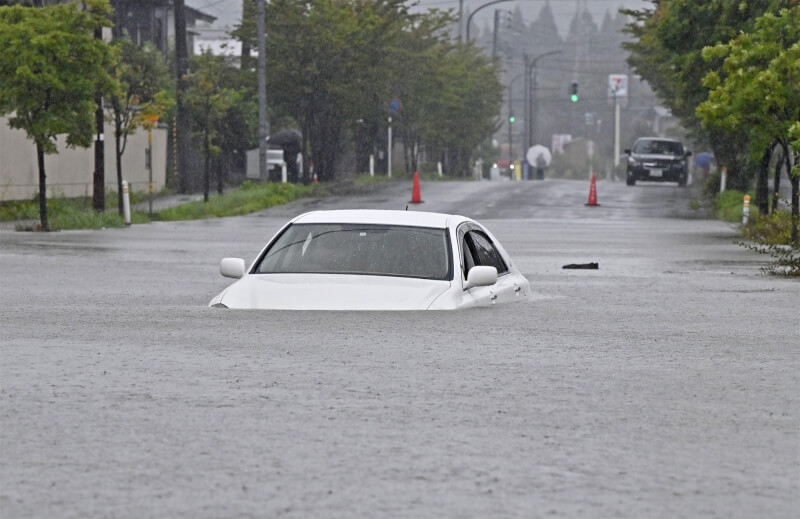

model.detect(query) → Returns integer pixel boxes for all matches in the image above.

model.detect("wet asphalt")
[1,177,798,518]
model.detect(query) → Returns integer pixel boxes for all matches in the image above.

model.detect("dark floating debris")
[562,262,599,270]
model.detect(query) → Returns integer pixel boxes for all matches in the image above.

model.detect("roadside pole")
[257,0,268,181]
[613,93,621,169]
[742,195,751,224]
[609,75,628,170]
[122,180,131,226]
[720,167,727,192]
[147,128,153,215]
[387,116,392,178]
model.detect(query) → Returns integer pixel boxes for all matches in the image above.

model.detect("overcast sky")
[191,0,650,36]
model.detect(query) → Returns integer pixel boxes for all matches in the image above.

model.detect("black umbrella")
[267,129,302,146]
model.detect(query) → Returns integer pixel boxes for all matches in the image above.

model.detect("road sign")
[386,98,403,114]
[608,74,628,99]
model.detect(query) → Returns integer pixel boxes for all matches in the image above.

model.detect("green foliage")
[713,190,757,222]
[385,9,503,175]
[2,182,320,229]
[185,52,232,156]
[0,0,115,230]
[107,37,170,214]
[622,0,787,190]
[738,210,800,276]
[743,209,793,245]
[697,6,800,159]
[109,38,169,136]
[184,51,238,200]
[2,197,128,230]
[154,182,318,221]
[0,1,115,152]
[0,198,39,221]
[235,0,503,180]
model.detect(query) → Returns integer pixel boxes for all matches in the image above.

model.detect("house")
[0,0,218,202]
[111,0,217,55]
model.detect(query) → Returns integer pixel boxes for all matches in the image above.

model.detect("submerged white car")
[209,210,530,310]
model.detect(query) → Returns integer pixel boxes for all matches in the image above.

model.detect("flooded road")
[1,178,797,518]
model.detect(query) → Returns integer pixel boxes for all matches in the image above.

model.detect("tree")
[107,38,168,215]
[234,0,504,181]
[0,0,115,230]
[435,45,503,176]
[697,6,800,244]
[257,0,410,181]
[184,51,233,202]
[387,10,454,174]
[622,0,791,191]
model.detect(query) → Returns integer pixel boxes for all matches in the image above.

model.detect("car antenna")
[405,205,408,211]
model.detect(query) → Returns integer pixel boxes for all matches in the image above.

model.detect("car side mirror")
[685,150,692,157]
[624,149,631,154]
[220,257,246,279]
[465,265,498,289]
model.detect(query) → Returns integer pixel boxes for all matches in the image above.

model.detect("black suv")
[624,138,691,187]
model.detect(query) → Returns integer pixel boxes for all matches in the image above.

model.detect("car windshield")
[254,223,452,280]
[633,140,683,156]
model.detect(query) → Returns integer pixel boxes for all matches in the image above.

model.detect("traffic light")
[509,114,515,123]
[570,81,579,102]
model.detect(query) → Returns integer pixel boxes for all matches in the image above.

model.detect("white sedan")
[209,210,530,310]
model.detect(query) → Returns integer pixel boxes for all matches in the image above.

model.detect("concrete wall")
[0,116,168,202]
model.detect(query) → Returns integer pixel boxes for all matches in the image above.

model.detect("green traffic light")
[509,116,515,123]
[570,94,578,102]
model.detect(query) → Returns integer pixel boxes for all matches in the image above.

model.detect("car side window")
[465,231,508,275]
[462,235,476,278]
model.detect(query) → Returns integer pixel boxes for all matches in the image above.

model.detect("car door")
[465,228,520,305]
[457,224,494,307]
[457,223,520,307]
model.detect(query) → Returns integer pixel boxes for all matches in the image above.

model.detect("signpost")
[609,74,628,168]
[144,114,160,215]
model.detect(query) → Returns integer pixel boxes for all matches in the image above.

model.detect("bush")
[1,196,128,230]
[713,190,758,223]
[155,182,318,221]
[2,181,320,230]
[739,210,799,276]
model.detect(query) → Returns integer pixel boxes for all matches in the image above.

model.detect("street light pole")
[465,0,513,42]
[508,72,526,163]
[525,50,562,150]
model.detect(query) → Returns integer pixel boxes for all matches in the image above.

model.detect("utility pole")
[240,0,252,69]
[174,0,191,193]
[257,0,268,180]
[492,9,499,58]
[523,54,530,152]
[458,0,463,42]
[92,25,104,213]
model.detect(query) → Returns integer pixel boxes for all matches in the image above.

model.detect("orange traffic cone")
[313,173,318,183]
[585,174,599,206]
[409,171,423,203]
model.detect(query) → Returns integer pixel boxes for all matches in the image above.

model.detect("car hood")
[631,153,682,161]
[212,273,452,310]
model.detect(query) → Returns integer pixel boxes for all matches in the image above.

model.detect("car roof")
[292,209,464,229]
